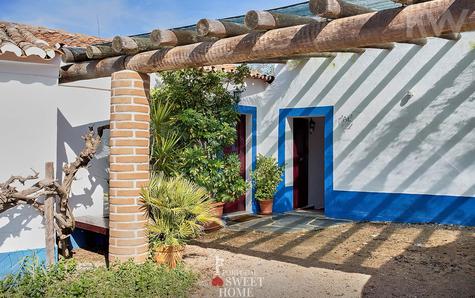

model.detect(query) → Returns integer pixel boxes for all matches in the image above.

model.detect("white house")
[0,22,272,276]
[0,23,111,276]
[238,32,475,226]
[1,0,474,277]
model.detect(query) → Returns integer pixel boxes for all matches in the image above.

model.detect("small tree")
[150,66,250,203]
[252,154,284,201]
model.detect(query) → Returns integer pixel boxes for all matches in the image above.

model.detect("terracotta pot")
[154,245,185,268]
[204,202,224,232]
[258,199,273,215]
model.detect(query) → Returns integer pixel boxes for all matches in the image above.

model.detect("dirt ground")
[185,221,475,297]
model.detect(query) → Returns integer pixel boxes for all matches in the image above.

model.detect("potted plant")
[182,149,248,231]
[141,173,218,268]
[252,154,284,215]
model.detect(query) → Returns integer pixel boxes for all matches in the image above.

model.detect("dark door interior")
[293,118,309,209]
[223,114,247,214]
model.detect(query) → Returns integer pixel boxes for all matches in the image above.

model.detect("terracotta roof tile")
[0,22,56,59]
[0,21,107,61]
[203,64,275,83]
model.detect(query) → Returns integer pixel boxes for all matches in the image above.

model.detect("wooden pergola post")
[108,70,150,263]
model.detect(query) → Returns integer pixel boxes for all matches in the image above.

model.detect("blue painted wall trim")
[277,106,475,226]
[329,190,475,226]
[238,105,258,213]
[0,248,47,278]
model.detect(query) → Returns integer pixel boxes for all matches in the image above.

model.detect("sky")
[0,0,299,38]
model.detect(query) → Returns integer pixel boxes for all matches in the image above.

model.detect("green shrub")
[141,173,217,249]
[252,154,284,201]
[150,66,250,203]
[1,257,196,298]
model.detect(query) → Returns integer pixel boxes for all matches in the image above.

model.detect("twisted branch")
[0,128,101,256]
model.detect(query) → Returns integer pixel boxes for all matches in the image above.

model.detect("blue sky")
[0,0,298,38]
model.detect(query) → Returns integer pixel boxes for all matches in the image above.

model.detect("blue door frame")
[237,105,258,213]
[275,106,334,213]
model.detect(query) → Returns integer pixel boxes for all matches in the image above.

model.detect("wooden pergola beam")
[112,36,160,54]
[245,10,317,30]
[438,33,462,40]
[364,43,395,50]
[399,38,428,46]
[61,47,88,63]
[197,19,250,38]
[60,0,475,83]
[86,44,117,60]
[310,0,374,19]
[392,0,431,5]
[150,29,215,47]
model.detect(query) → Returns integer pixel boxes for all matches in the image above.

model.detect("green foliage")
[181,149,248,203]
[141,173,217,249]
[150,65,250,202]
[252,154,284,201]
[150,98,182,176]
[1,257,196,298]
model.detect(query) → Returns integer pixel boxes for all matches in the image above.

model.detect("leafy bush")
[150,66,250,203]
[252,154,284,201]
[141,173,217,249]
[1,257,196,298]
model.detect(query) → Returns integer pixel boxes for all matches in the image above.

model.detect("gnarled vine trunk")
[0,128,101,256]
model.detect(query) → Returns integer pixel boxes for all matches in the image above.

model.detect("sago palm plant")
[150,97,182,176]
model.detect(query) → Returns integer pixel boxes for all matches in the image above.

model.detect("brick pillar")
[109,70,150,263]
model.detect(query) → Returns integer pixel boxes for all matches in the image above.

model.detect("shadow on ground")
[193,214,475,297]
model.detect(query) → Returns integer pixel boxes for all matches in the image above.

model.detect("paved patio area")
[224,210,350,233]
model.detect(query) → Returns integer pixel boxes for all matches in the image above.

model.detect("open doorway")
[223,114,247,214]
[293,117,325,211]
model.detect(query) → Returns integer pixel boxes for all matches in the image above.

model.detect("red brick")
[110,164,134,172]
[133,97,149,105]
[109,245,137,255]
[111,80,133,88]
[116,238,148,246]
[109,180,134,188]
[111,97,132,104]
[116,172,149,180]
[114,189,142,196]
[112,139,148,147]
[110,130,134,138]
[110,147,134,155]
[110,114,133,121]
[115,121,149,130]
[112,71,149,81]
[114,105,149,114]
[134,131,150,138]
[114,155,149,163]
[134,114,150,122]
[109,197,137,205]
[109,221,148,230]
[109,229,136,238]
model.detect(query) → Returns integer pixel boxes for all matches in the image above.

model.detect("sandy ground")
[187,222,475,297]
[73,221,475,297]
[184,245,370,298]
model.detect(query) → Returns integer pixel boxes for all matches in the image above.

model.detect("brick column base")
[109,70,150,263]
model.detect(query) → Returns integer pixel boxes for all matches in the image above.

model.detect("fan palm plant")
[141,173,218,267]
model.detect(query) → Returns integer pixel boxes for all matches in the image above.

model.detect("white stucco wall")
[240,32,475,198]
[0,58,110,254]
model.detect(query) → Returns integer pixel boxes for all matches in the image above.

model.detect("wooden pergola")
[60,0,475,83]
[58,0,475,263]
